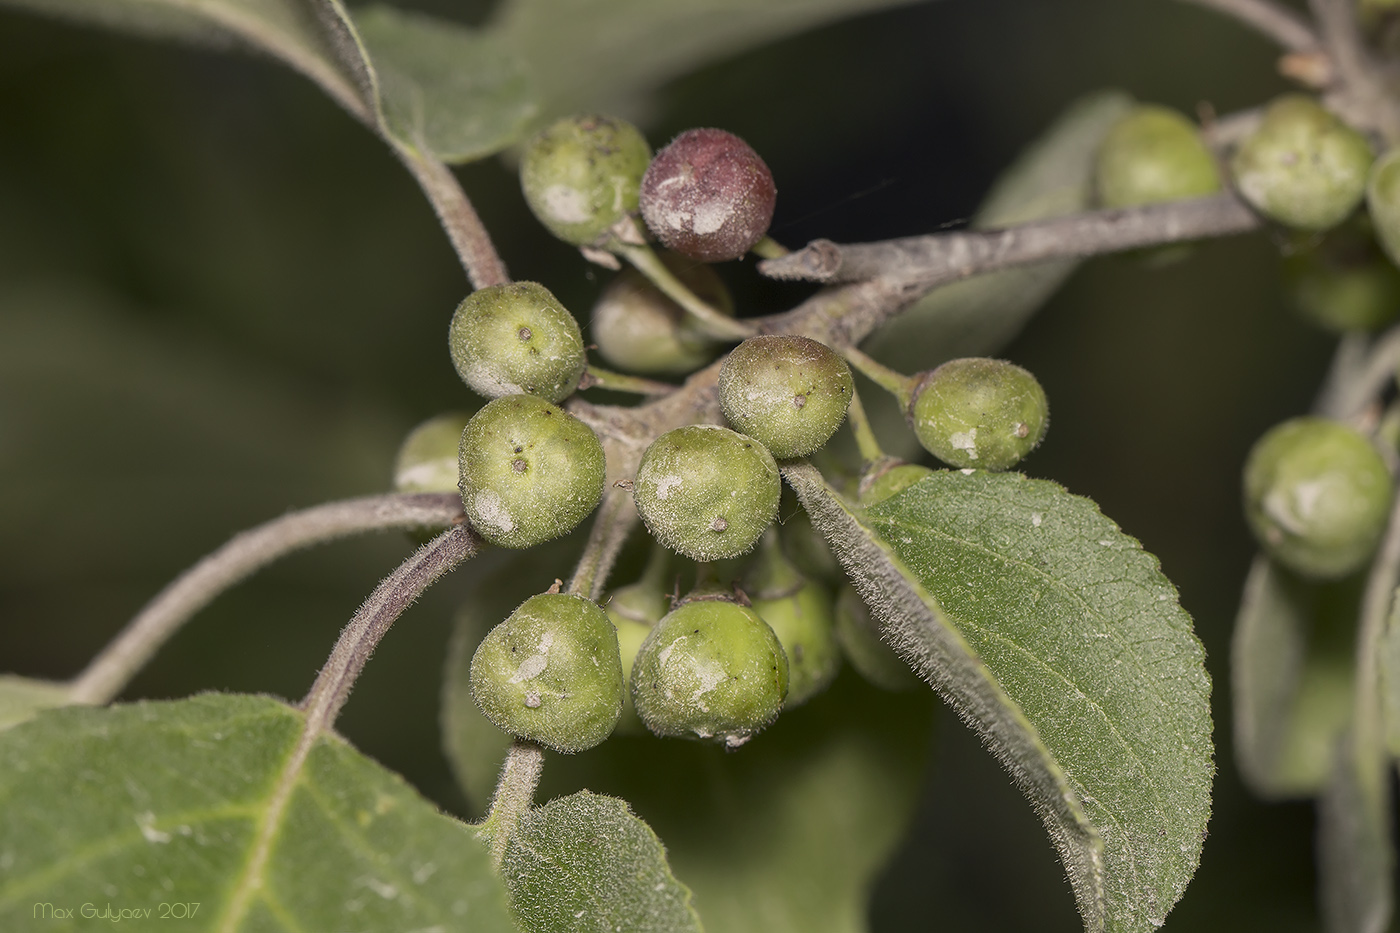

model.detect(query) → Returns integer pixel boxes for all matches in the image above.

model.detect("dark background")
[0,0,1360,929]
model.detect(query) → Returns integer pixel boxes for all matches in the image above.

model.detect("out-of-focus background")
[0,0,1349,928]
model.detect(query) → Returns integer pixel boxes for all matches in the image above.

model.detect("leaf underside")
[783,463,1213,933]
[0,694,514,933]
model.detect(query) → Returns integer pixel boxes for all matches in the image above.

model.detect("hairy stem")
[1316,326,1400,422]
[845,386,886,463]
[568,487,640,600]
[841,344,914,400]
[751,236,790,260]
[584,365,679,396]
[395,144,511,289]
[68,493,465,706]
[1177,0,1320,52]
[299,523,481,731]
[480,740,546,868]
[617,242,756,340]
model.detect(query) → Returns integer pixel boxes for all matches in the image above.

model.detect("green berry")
[858,459,934,506]
[906,358,1049,471]
[449,282,586,404]
[718,335,854,459]
[1283,218,1400,332]
[631,598,788,746]
[1367,148,1400,267]
[1244,417,1393,579]
[592,252,734,375]
[458,394,605,549]
[393,412,472,493]
[519,115,652,248]
[470,593,623,753]
[1095,105,1222,209]
[745,536,839,706]
[1231,95,1374,231]
[834,585,920,692]
[604,557,673,736]
[633,425,781,561]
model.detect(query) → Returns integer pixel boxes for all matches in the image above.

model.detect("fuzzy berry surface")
[632,424,780,561]
[907,358,1049,471]
[393,411,473,493]
[592,251,734,375]
[1095,105,1221,209]
[470,593,624,753]
[449,282,586,403]
[631,598,788,746]
[719,335,853,459]
[640,128,776,262]
[458,394,605,549]
[519,114,652,248]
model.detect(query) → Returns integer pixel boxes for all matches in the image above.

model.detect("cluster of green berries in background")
[389,111,1070,751]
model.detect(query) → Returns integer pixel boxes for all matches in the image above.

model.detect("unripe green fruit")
[470,593,623,753]
[458,394,605,548]
[718,335,854,459]
[449,282,586,403]
[834,585,920,692]
[1283,219,1400,332]
[605,570,672,736]
[1095,105,1222,209]
[906,358,1049,471]
[631,598,788,746]
[591,252,734,375]
[632,425,781,561]
[1367,148,1400,267]
[393,412,473,493]
[745,538,839,706]
[1231,95,1374,231]
[519,115,652,248]
[1243,417,1393,579]
[858,459,934,506]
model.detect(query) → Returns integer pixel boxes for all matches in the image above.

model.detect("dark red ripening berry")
[640,128,777,262]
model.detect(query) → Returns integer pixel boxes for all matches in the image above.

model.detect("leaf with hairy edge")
[0,674,72,732]
[0,694,516,933]
[782,463,1213,933]
[866,91,1134,373]
[501,791,701,933]
[1232,556,1359,798]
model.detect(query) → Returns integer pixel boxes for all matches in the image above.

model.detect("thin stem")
[751,236,790,260]
[395,144,510,290]
[840,344,914,400]
[1177,0,1320,52]
[299,524,481,731]
[616,242,756,341]
[567,487,639,600]
[1316,325,1400,422]
[845,386,886,463]
[68,493,465,706]
[583,365,678,396]
[1309,0,1400,141]
[479,740,545,868]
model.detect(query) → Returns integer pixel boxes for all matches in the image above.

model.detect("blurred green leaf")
[0,694,516,932]
[784,463,1213,933]
[1318,732,1393,933]
[0,674,72,732]
[1232,556,1359,798]
[442,552,935,933]
[501,790,702,933]
[865,90,1134,373]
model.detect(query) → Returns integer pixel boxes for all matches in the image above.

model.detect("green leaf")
[783,463,1213,933]
[0,694,516,933]
[865,90,1134,372]
[1380,588,1400,758]
[1318,733,1393,933]
[1232,556,1359,798]
[0,674,72,732]
[501,791,701,933]
[353,5,537,163]
[443,560,935,933]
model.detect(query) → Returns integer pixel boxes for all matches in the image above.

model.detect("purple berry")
[640,128,777,262]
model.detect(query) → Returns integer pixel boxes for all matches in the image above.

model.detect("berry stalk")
[616,242,755,340]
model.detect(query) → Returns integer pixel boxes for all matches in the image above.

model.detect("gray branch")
[1178,0,1319,52]
[68,493,465,705]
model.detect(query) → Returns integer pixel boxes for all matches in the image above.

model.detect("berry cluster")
[390,113,1058,752]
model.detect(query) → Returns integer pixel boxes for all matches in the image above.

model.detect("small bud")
[719,335,854,459]
[1232,95,1373,231]
[906,358,1049,472]
[1095,105,1222,209]
[449,282,586,403]
[591,252,735,375]
[520,115,652,248]
[470,593,624,753]
[640,128,777,262]
[458,395,606,549]
[1243,416,1393,579]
